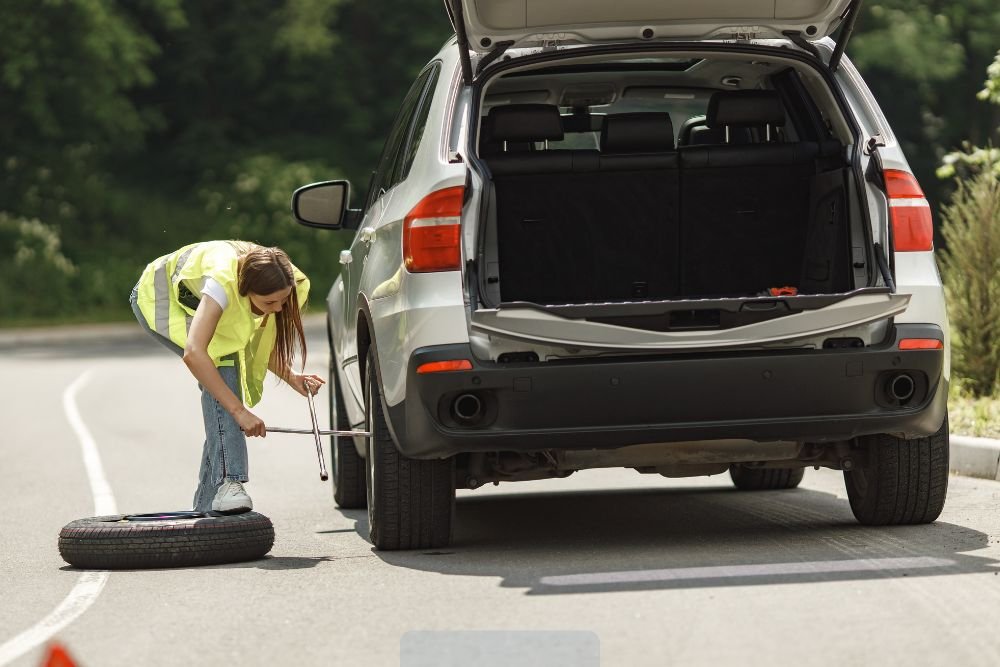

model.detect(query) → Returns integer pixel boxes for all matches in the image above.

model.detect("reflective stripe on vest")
[154,258,170,337]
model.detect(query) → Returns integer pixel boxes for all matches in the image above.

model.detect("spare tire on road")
[59,511,274,569]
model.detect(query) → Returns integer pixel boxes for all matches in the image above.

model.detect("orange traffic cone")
[41,642,77,667]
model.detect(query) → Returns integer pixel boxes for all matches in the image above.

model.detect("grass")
[949,384,1000,438]
[0,307,135,329]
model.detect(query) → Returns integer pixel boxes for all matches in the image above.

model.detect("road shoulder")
[0,313,327,349]
[951,435,1000,481]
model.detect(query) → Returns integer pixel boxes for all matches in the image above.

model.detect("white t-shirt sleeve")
[200,277,229,309]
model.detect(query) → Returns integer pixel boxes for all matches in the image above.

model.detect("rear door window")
[364,68,432,212]
[395,64,441,183]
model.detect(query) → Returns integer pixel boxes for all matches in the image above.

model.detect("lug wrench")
[305,383,328,481]
[267,426,369,437]
[265,382,370,481]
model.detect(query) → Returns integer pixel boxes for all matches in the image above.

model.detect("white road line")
[0,370,118,666]
[539,556,956,587]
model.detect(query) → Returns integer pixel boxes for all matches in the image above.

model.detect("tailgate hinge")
[476,40,515,75]
[782,30,820,59]
[865,134,886,155]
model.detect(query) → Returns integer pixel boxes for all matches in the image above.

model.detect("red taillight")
[416,359,473,374]
[884,169,933,252]
[403,186,464,272]
[884,170,924,198]
[899,338,944,350]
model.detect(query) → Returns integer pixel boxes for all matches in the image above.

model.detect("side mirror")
[291,180,351,230]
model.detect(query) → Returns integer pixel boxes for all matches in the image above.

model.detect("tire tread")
[845,417,949,525]
[331,362,367,509]
[58,512,274,569]
[730,466,805,491]
[366,350,453,551]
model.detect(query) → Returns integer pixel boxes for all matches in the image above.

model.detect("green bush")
[0,214,77,319]
[939,170,1000,396]
[0,153,351,327]
[1,181,226,326]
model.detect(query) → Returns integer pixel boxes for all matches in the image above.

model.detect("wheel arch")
[356,296,373,391]
[355,296,407,455]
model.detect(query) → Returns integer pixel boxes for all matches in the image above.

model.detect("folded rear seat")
[485,104,600,303]
[679,90,847,297]
[486,107,681,304]
[593,113,680,300]
[484,97,848,305]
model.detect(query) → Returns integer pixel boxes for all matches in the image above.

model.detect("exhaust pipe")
[453,393,483,424]
[888,373,915,403]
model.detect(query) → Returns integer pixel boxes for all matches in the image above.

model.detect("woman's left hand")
[289,371,325,397]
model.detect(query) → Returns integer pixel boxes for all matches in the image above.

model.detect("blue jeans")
[130,286,249,511]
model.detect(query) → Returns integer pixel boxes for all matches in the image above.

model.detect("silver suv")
[292,1,950,551]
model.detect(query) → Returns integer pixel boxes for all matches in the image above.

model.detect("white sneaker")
[212,480,253,513]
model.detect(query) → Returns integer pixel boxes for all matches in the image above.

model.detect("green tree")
[0,0,184,319]
[0,0,184,157]
[850,2,1000,208]
[937,50,1000,180]
[132,0,452,307]
[0,2,459,324]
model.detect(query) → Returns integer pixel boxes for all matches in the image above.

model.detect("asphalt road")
[3,327,1000,667]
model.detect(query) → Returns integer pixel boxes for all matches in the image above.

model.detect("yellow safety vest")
[136,240,310,407]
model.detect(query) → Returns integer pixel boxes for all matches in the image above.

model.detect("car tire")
[729,465,805,490]
[330,358,366,509]
[844,416,949,526]
[364,349,454,550]
[58,511,274,569]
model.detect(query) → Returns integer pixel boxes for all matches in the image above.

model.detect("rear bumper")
[384,324,947,459]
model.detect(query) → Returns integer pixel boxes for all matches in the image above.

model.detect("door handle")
[360,227,376,244]
[339,250,353,265]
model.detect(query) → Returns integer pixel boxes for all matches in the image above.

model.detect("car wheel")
[365,349,454,550]
[330,358,366,509]
[729,465,805,490]
[59,511,274,569]
[844,416,949,525]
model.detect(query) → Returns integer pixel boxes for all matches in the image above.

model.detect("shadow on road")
[351,485,996,595]
[58,555,338,573]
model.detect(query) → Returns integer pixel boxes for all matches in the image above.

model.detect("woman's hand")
[289,371,325,397]
[233,406,266,437]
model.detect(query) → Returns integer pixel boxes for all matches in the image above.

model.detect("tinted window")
[364,69,431,212]
[395,65,441,183]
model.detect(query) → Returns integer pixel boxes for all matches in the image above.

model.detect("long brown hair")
[236,243,307,377]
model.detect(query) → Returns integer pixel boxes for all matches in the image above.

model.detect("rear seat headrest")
[707,90,785,128]
[488,104,564,143]
[678,115,707,145]
[601,113,675,153]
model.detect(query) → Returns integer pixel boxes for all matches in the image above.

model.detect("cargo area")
[473,53,868,314]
